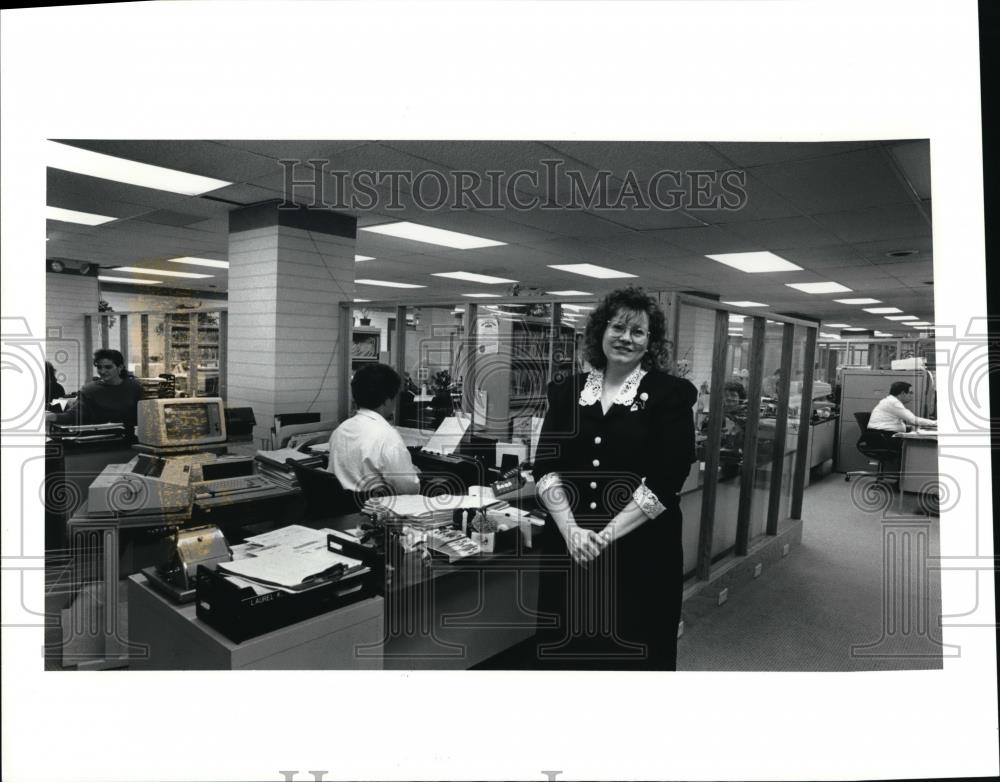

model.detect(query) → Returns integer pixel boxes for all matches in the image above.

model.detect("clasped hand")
[563,523,613,565]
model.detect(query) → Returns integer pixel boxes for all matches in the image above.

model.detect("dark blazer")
[532,368,698,527]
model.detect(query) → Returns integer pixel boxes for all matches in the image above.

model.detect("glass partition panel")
[748,321,786,540]
[395,304,466,431]
[675,300,718,575]
[776,325,810,521]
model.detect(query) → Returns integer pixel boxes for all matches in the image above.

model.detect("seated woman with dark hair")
[326,363,421,496]
[45,349,143,431]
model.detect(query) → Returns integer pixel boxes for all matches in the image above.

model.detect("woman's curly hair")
[582,286,670,371]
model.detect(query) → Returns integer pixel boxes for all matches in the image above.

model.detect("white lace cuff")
[536,471,561,496]
[633,481,666,519]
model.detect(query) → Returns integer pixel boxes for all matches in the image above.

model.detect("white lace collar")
[578,366,648,407]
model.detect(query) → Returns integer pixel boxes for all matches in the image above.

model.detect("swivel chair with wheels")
[844,412,899,484]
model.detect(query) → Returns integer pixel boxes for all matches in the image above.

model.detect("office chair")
[844,412,898,484]
[287,460,364,519]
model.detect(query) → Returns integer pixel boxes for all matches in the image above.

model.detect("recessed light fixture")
[825,323,852,328]
[546,290,592,296]
[97,276,162,285]
[47,141,230,195]
[433,271,516,284]
[113,266,213,279]
[885,315,918,321]
[46,206,116,226]
[169,257,229,269]
[355,255,376,262]
[909,322,932,327]
[548,263,637,279]
[352,298,371,303]
[834,298,882,305]
[360,221,506,249]
[785,281,852,294]
[863,307,903,314]
[354,279,426,289]
[705,252,803,273]
[461,293,502,298]
[721,300,770,308]
[842,327,869,331]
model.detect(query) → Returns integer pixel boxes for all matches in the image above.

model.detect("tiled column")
[227,203,356,443]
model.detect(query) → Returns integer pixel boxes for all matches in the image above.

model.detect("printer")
[87,453,218,515]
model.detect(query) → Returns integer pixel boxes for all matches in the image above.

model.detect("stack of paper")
[365,493,487,529]
[219,525,365,591]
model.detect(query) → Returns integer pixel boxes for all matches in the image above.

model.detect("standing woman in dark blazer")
[532,287,697,670]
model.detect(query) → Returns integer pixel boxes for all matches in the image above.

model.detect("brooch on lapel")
[630,392,649,412]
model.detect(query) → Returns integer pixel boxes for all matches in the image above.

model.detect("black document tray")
[195,563,374,643]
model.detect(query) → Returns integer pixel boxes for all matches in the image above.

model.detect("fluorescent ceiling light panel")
[834,298,882,305]
[785,281,852,294]
[47,141,230,195]
[909,322,932,327]
[46,206,116,226]
[863,307,903,314]
[546,290,592,296]
[705,252,803,273]
[354,255,376,262]
[885,315,918,321]
[721,300,769,308]
[355,279,426,289]
[113,266,212,279]
[842,327,869,331]
[360,221,505,249]
[352,298,371,303]
[825,323,852,328]
[461,293,502,298]
[819,333,842,340]
[98,276,162,285]
[169,257,229,269]
[433,271,516,284]
[785,282,851,294]
[548,263,637,279]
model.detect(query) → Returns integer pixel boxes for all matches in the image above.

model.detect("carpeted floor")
[676,473,945,671]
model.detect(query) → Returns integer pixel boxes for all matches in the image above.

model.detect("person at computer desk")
[532,286,697,671]
[44,349,142,431]
[327,362,421,496]
[866,381,937,470]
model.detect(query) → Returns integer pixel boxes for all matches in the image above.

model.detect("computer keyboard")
[202,476,267,494]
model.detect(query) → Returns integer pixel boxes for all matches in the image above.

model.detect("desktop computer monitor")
[137,397,227,447]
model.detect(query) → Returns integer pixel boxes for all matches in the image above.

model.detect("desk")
[128,575,384,669]
[895,431,939,495]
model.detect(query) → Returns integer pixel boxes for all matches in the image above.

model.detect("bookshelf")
[160,311,222,396]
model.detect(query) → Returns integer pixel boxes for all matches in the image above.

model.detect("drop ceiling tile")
[750,147,916,213]
[47,169,189,215]
[813,204,931,243]
[887,141,932,200]
[726,216,843,250]
[218,140,369,162]
[708,141,880,168]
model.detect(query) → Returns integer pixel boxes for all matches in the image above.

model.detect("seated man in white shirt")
[327,363,421,496]
[866,380,937,469]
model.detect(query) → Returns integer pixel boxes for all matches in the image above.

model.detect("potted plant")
[358,309,372,326]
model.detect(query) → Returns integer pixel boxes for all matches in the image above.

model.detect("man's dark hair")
[93,348,128,378]
[890,381,912,396]
[351,362,402,409]
[583,286,669,371]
